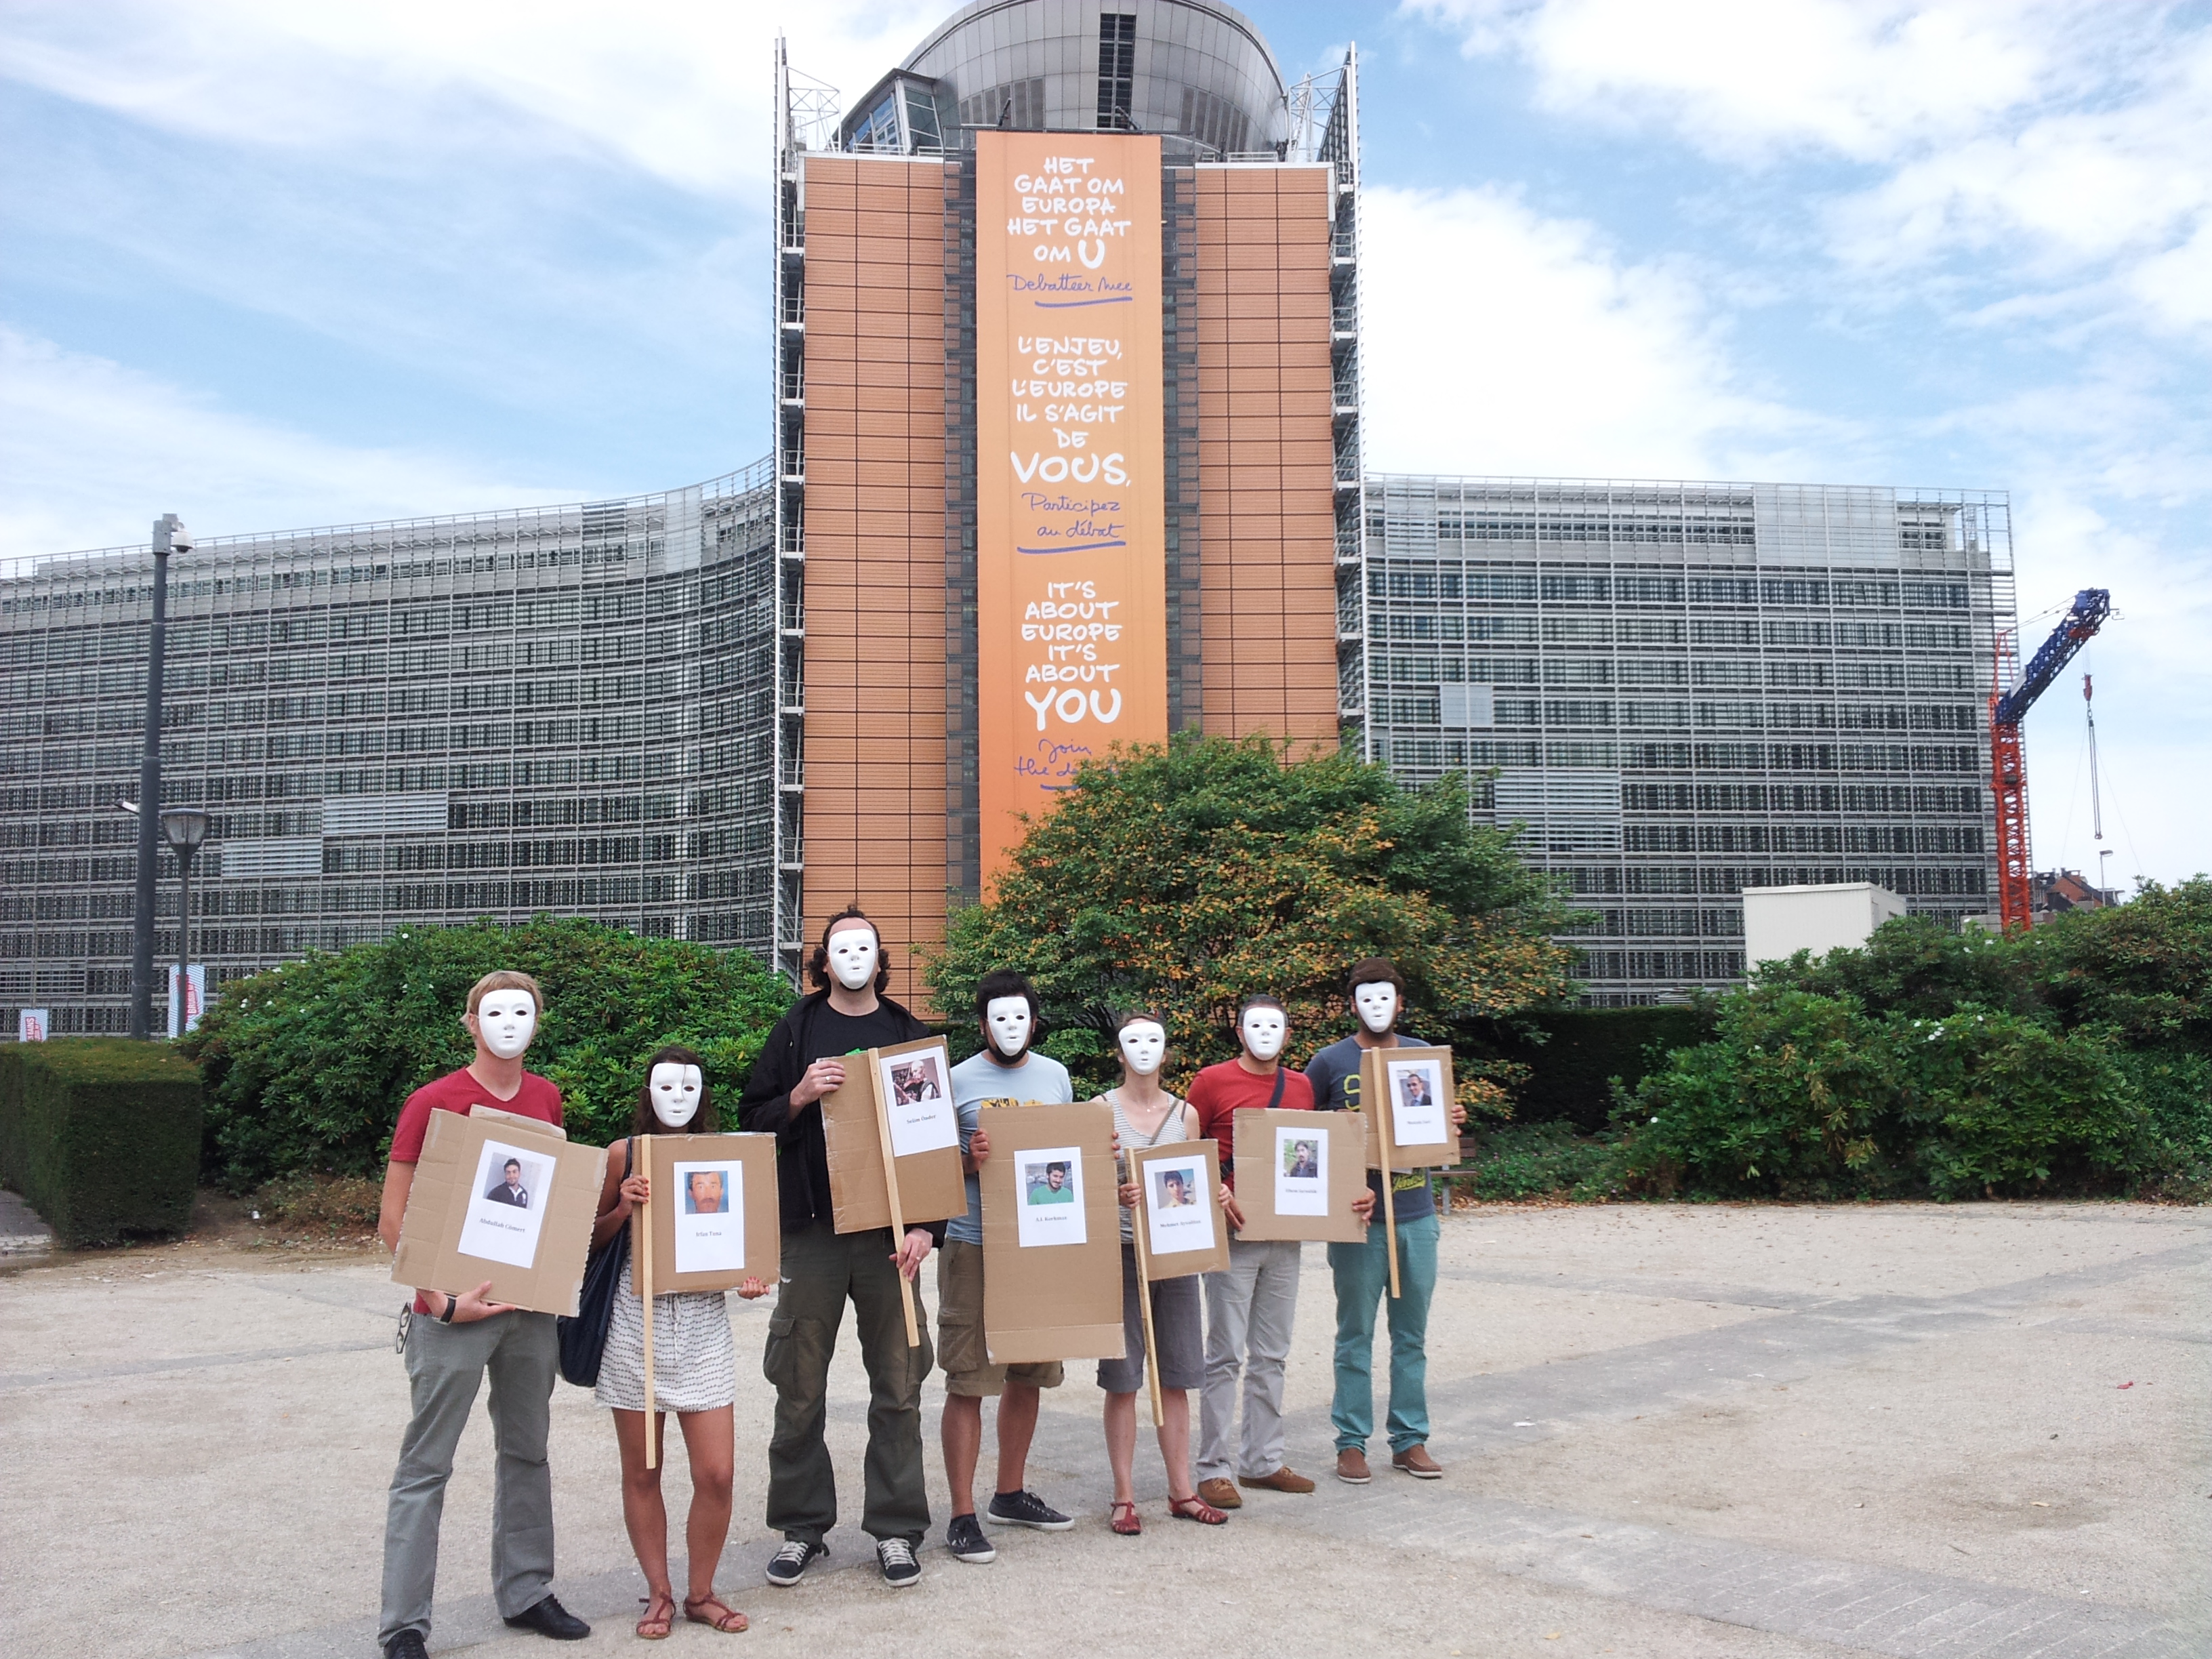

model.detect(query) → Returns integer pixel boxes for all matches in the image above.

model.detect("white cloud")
[0,0,942,198]
[0,328,581,558]
[1359,184,1809,479]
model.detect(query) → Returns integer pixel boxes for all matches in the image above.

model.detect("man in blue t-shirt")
[1303,957,1465,1486]
[937,969,1076,1565]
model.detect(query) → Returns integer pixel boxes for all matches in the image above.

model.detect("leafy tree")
[184,916,792,1188]
[926,733,1576,1096]
[2034,877,2212,1050]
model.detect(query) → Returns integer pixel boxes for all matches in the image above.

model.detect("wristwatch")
[436,1291,458,1324]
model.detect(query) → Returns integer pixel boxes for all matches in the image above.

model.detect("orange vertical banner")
[974,132,1167,889]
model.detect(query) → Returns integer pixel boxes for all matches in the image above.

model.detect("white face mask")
[1239,1006,1287,1063]
[1118,1020,1166,1077]
[1354,980,1399,1036]
[984,995,1033,1060]
[826,926,880,992]
[648,1061,704,1128]
[474,990,537,1060]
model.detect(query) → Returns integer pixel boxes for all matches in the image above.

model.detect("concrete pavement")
[1,1201,2203,1658]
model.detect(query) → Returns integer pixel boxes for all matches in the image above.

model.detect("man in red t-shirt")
[1186,996,1372,1512]
[373,970,590,1659]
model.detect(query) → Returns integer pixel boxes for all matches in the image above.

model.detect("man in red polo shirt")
[373,970,589,1659]
[1187,996,1371,1511]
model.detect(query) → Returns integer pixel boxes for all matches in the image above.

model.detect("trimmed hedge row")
[0,1040,203,1245]
[1463,1005,1715,1131]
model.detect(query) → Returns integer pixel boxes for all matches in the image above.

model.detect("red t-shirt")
[1186,1059,1313,1193]
[389,1067,563,1314]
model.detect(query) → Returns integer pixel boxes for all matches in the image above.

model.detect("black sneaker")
[987,1489,1074,1531]
[382,1635,428,1659]
[501,1596,590,1641]
[766,1538,826,1588]
[945,1512,997,1563]
[877,1536,922,1587]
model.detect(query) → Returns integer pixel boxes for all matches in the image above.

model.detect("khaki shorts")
[936,1237,1065,1397]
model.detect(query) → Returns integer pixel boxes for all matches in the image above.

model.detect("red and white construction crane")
[1989,589,2112,933]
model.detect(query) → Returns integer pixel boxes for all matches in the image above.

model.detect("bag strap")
[1267,1067,1287,1111]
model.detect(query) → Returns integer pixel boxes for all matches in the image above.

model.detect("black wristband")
[436,1291,458,1324]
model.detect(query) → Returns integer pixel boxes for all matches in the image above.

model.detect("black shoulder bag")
[556,1136,630,1388]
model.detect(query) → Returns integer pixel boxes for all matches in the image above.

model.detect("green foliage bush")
[927,732,1574,1097]
[0,1038,203,1244]
[1466,1004,1714,1132]
[183,916,793,1188]
[1448,1122,1615,1200]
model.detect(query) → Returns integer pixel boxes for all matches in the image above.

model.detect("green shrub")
[183,916,793,1188]
[2112,1045,2212,1201]
[0,1038,203,1244]
[251,1171,384,1237]
[1465,1004,1713,1131]
[1450,1122,1614,1200]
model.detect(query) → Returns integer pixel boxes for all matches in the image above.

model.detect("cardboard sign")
[391,1105,606,1316]
[1130,1139,1229,1280]
[628,1132,781,1295]
[1359,1044,1459,1171]
[978,1101,1124,1366]
[1230,1109,1366,1243]
[821,1036,966,1233]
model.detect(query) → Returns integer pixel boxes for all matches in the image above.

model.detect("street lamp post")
[129,514,190,1039]
[161,808,211,1038]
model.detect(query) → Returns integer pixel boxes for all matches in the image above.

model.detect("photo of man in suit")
[484,1158,530,1208]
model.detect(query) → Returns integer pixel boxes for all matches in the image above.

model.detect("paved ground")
[1,1202,2204,1659]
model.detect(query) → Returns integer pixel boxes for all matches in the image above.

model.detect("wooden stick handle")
[1374,1070,1401,1300]
[1130,1164,1164,1430]
[639,1174,659,1469]
[874,1064,921,1348]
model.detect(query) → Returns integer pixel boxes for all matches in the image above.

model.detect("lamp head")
[160,808,211,853]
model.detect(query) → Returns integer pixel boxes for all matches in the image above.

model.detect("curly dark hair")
[629,1043,718,1138]
[806,907,893,995]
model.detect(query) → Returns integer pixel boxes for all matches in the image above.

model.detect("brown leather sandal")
[636,1591,676,1640]
[1168,1494,1228,1525]
[1109,1498,1143,1536]
[683,1593,748,1634]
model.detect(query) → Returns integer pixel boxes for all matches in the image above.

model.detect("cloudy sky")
[3,0,2205,884]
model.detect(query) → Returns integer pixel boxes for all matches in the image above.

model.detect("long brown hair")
[629,1044,718,1137]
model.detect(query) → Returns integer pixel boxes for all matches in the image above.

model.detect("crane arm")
[1993,588,2110,726]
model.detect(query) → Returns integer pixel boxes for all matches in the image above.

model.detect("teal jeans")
[1327,1211,1439,1455]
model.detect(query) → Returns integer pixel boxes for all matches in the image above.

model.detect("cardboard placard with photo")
[1130,1138,1229,1279]
[977,1100,1124,1366]
[628,1132,781,1294]
[390,1105,607,1316]
[1229,1109,1366,1243]
[821,1036,966,1233]
[1358,1044,1458,1171]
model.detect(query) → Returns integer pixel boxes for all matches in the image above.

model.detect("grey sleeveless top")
[1101,1088,1188,1243]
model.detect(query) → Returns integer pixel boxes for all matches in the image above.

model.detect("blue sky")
[3,1,2205,885]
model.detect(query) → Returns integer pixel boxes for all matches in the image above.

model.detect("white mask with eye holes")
[1353,980,1399,1037]
[1118,1019,1167,1078]
[648,1062,704,1128]
[473,989,538,1061]
[984,995,1033,1062]
[1238,1004,1288,1063]
[825,926,880,992]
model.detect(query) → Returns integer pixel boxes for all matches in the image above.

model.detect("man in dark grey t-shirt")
[1303,957,1464,1486]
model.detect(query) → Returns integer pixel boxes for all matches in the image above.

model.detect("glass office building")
[1,463,776,1033]
[1358,476,2013,1004]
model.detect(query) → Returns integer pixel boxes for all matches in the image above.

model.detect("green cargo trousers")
[378,1308,559,1648]
[763,1220,936,1547]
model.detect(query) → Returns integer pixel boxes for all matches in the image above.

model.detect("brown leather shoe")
[1391,1444,1443,1479]
[1334,1448,1372,1484]
[1195,1477,1242,1510]
[1238,1466,1316,1494]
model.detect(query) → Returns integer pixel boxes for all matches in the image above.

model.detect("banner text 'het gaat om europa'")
[975,132,1166,886]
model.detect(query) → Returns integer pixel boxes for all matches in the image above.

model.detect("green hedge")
[1462,1005,1714,1131]
[0,1040,203,1245]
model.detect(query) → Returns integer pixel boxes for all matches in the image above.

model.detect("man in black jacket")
[738,909,943,1590]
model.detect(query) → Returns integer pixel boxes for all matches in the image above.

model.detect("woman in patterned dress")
[592,1045,769,1638]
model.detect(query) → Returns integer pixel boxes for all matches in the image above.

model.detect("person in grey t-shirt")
[937,970,1076,1564]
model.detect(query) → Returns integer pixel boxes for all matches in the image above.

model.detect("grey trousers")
[762,1221,935,1547]
[1197,1236,1303,1482]
[379,1309,559,1647]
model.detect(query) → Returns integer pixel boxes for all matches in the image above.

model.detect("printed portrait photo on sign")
[1144,1155,1214,1256]
[1274,1126,1328,1216]
[672,1160,745,1275]
[878,1045,960,1158]
[1015,1147,1086,1248]
[1385,1056,1451,1148]
[457,1140,552,1269]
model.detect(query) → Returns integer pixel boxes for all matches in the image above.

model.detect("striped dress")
[593,1254,738,1414]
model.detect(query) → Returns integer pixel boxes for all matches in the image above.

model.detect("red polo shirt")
[389,1066,564,1313]
[1186,1059,1313,1193]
